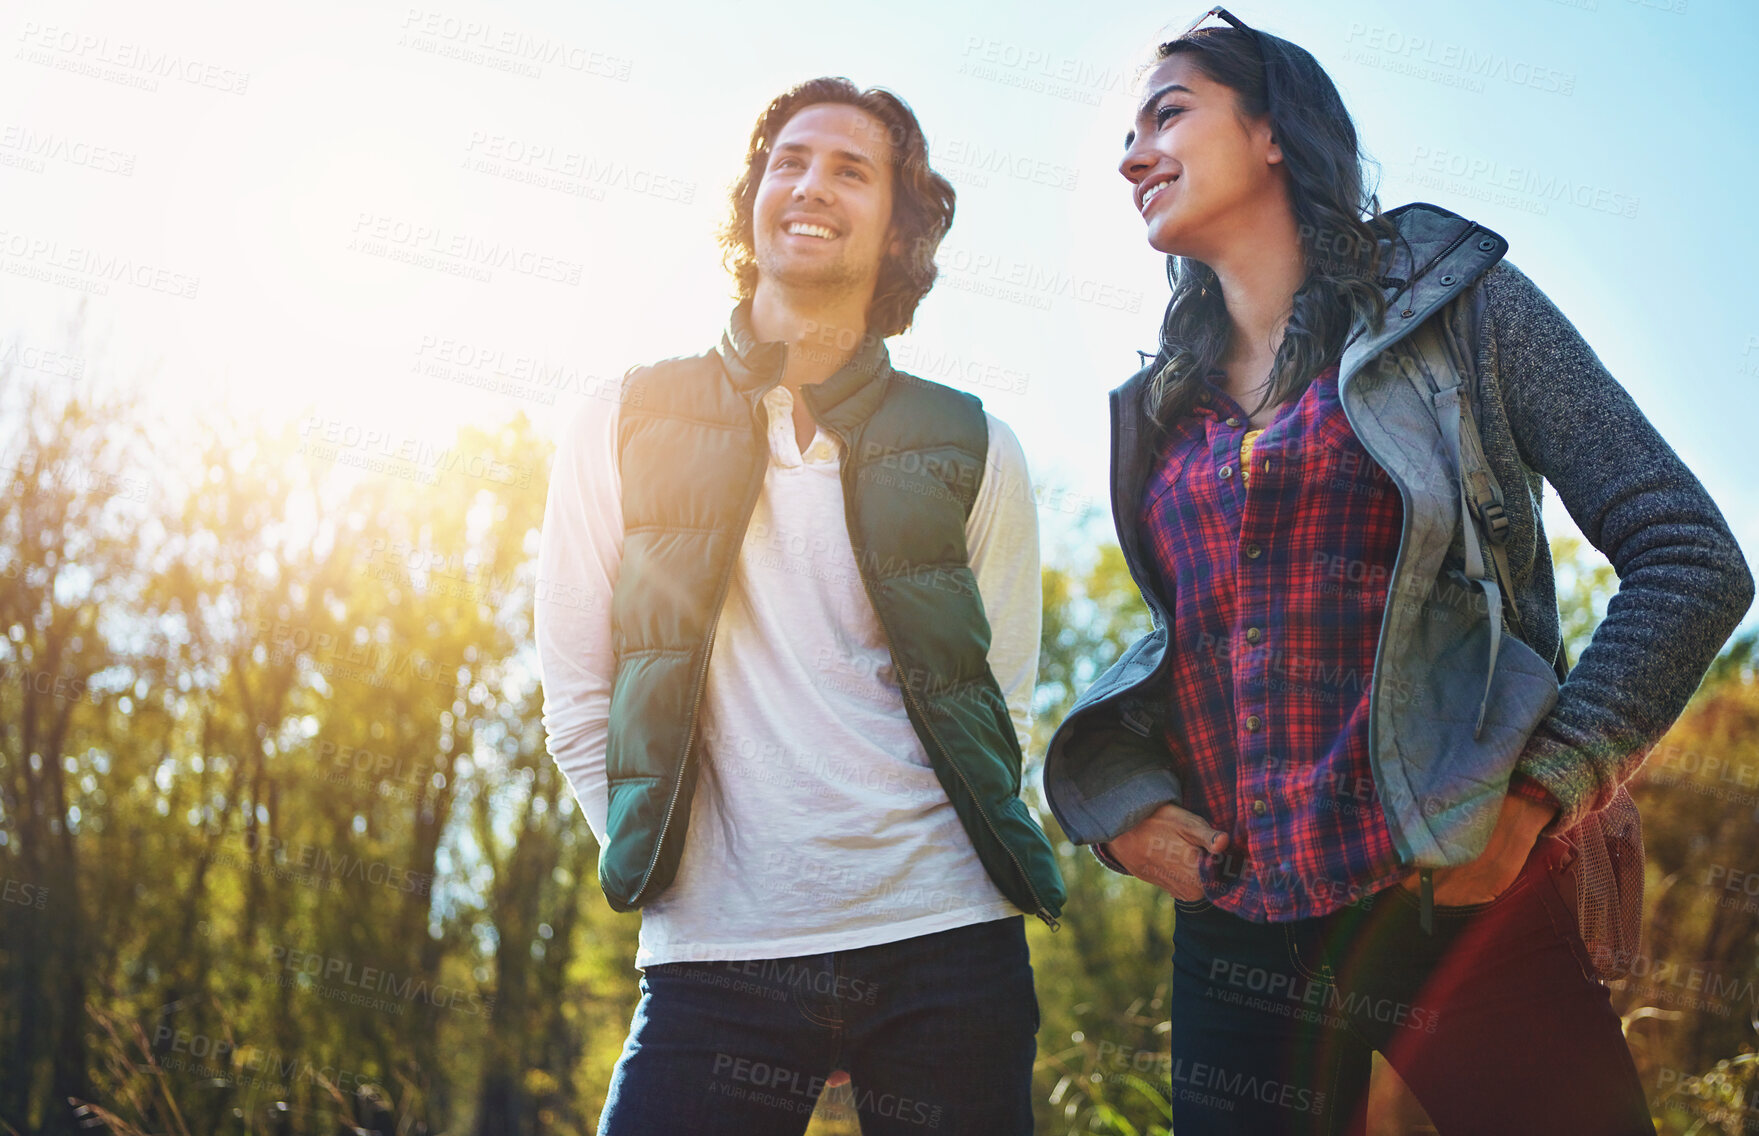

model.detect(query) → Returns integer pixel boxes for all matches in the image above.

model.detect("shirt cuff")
[1508,772,1560,815]
[1093,841,1132,875]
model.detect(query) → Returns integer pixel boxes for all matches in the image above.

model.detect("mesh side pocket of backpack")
[1567,784,1644,981]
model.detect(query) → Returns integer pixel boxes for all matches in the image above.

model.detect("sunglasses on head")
[1173,7,1276,114]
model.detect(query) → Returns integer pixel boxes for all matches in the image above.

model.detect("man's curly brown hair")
[717,77,956,339]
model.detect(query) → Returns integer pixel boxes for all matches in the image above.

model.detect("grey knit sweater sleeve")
[1484,260,1755,833]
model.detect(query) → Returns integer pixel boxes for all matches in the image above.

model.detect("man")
[536,77,1064,1136]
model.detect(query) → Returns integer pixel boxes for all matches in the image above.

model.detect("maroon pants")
[1161,834,1653,1134]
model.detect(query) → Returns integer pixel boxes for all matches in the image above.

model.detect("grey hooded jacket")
[1042,201,1754,873]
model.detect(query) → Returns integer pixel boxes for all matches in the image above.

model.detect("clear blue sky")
[4,0,1754,621]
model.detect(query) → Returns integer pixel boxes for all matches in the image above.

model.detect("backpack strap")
[1407,359,1505,741]
[1451,281,1572,685]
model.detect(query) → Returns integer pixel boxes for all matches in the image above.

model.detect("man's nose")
[793,162,833,203]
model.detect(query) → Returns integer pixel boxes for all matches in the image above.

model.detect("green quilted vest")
[601,304,1065,925]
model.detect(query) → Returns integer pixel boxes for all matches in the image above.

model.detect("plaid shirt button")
[1245,627,1262,643]
[1252,800,1268,817]
[1245,715,1262,730]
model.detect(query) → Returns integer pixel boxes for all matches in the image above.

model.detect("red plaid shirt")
[1129,363,1553,921]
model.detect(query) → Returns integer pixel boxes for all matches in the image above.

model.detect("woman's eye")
[1156,105,1185,126]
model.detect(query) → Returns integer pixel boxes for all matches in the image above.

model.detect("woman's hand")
[1401,792,1557,906]
[1104,802,1230,901]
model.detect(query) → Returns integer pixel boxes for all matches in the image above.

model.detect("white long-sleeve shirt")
[535,379,1043,968]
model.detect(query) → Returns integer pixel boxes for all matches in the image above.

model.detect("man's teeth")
[787,223,836,239]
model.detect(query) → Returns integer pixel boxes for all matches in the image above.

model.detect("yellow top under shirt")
[1239,428,1266,487]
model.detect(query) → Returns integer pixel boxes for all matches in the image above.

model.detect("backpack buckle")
[1478,499,1510,545]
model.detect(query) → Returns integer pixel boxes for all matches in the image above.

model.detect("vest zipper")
[624,419,770,909]
[821,418,1060,931]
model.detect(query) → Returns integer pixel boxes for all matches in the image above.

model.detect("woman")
[1041,9,1753,1135]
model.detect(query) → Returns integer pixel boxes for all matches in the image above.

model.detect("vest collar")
[717,300,894,434]
[1337,202,1506,393]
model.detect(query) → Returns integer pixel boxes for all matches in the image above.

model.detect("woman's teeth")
[1142,178,1176,208]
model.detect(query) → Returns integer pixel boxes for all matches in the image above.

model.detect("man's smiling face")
[751,102,898,301]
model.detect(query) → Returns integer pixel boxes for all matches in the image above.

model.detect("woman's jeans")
[597,914,1038,1136]
[1162,833,1654,1134]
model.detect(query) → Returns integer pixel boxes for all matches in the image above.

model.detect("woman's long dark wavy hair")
[718,77,956,339]
[1143,25,1407,427]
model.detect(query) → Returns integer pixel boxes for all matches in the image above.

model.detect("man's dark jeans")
[1162,834,1654,1134]
[597,915,1038,1136]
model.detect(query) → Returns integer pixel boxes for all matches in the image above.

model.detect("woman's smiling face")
[1118,52,1285,262]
